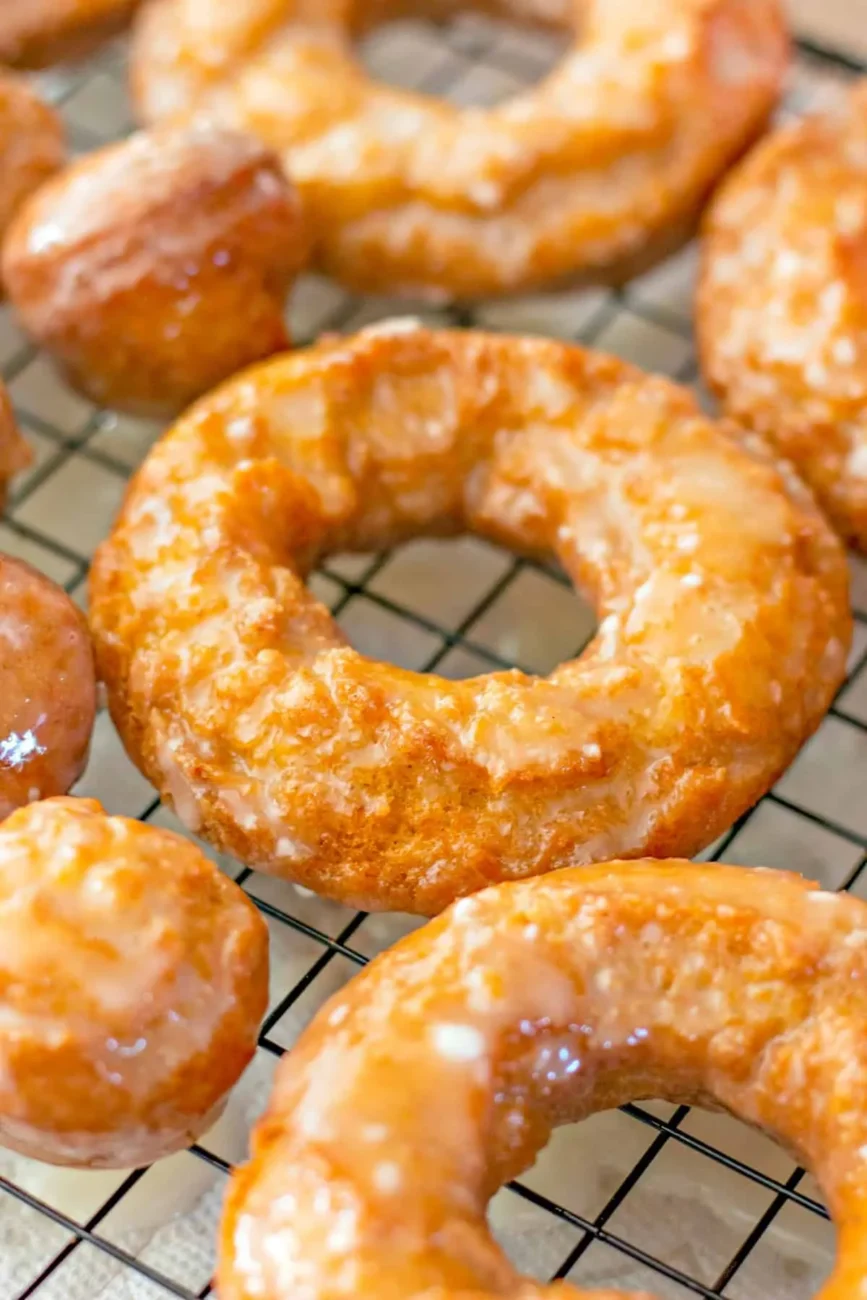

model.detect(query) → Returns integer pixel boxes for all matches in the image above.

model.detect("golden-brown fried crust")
[0,796,269,1169]
[698,83,867,552]
[88,326,851,915]
[130,0,789,299]
[0,0,140,69]
[0,380,32,508]
[0,73,64,247]
[218,861,867,1300]
[2,123,309,416]
[0,556,96,818]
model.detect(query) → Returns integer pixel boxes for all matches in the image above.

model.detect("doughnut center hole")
[322,537,597,679]
[357,10,570,105]
[486,1105,831,1288]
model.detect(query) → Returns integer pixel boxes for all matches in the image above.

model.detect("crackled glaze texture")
[0,797,269,1168]
[0,74,64,246]
[0,0,140,68]
[130,0,789,299]
[89,327,851,914]
[699,84,867,552]
[219,861,867,1300]
[3,123,309,415]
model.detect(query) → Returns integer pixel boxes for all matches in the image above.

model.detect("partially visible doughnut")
[219,860,867,1300]
[0,797,269,1169]
[0,556,96,818]
[0,74,64,247]
[0,0,140,69]
[0,382,95,818]
[130,0,789,299]
[0,380,32,508]
[3,123,309,415]
[89,326,850,915]
[698,84,867,552]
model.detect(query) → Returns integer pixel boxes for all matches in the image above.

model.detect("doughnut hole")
[0,557,96,819]
[356,2,570,104]
[2,123,310,416]
[0,73,64,244]
[0,797,269,1169]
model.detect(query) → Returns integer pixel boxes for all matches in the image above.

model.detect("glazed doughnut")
[0,0,140,69]
[0,796,268,1169]
[218,861,867,1300]
[0,73,64,247]
[0,555,96,818]
[0,379,32,508]
[698,84,867,552]
[130,0,789,300]
[0,382,96,817]
[89,326,850,915]
[3,123,309,415]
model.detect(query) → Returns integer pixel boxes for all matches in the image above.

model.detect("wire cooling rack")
[2,14,867,1300]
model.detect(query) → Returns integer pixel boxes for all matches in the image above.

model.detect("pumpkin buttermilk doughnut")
[0,0,140,69]
[3,122,310,415]
[0,383,96,818]
[699,84,867,552]
[90,327,851,915]
[220,862,867,1300]
[0,796,268,1168]
[130,0,789,299]
[0,73,64,246]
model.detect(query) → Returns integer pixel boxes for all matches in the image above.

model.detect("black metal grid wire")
[2,17,867,1300]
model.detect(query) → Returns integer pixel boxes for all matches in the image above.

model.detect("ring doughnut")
[698,84,867,552]
[89,326,851,915]
[130,0,789,300]
[0,0,140,69]
[218,860,867,1300]
[0,796,269,1169]
[3,123,309,415]
[0,73,64,245]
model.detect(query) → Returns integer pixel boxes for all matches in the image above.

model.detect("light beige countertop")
[789,0,867,58]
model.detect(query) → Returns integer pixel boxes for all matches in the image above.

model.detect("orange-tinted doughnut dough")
[3,124,309,415]
[0,0,140,69]
[219,861,867,1300]
[89,326,850,914]
[0,383,95,819]
[0,797,268,1168]
[699,83,867,551]
[0,73,64,247]
[0,379,31,508]
[130,0,789,299]
[0,556,96,819]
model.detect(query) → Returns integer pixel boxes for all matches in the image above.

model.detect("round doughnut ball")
[0,556,97,819]
[89,326,851,916]
[0,797,269,1169]
[699,84,867,552]
[0,379,32,509]
[0,0,140,69]
[130,0,789,300]
[0,73,64,245]
[3,123,309,416]
[219,860,867,1300]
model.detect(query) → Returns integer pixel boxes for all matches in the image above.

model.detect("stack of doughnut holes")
[0,4,866,1300]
